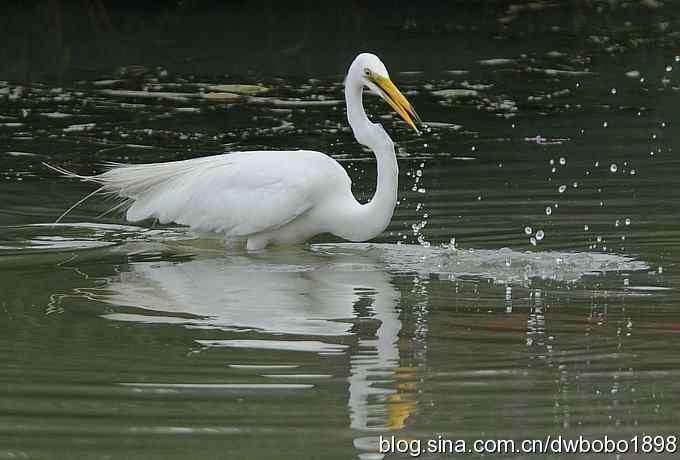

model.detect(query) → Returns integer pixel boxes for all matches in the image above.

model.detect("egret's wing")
[90,152,320,236]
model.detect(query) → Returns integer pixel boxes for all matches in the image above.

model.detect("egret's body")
[50,53,420,250]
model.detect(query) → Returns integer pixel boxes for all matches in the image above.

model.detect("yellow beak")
[369,74,422,134]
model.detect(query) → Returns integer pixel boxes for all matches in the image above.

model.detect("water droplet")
[611,88,617,95]
[536,230,545,241]
[610,163,618,173]
[597,235,603,243]
[559,157,566,165]
[549,159,555,165]
[423,143,428,148]
[417,234,430,247]
[615,219,620,227]
[558,185,567,193]
[476,195,482,200]
[630,169,636,175]
[676,56,680,62]
[530,237,537,246]
[666,65,673,72]
[603,121,608,128]
[572,181,579,188]
[417,188,426,194]
[545,206,552,216]
[416,169,423,177]
[551,167,557,173]
[584,224,589,231]
[594,161,600,167]
[625,218,631,226]
[524,226,533,235]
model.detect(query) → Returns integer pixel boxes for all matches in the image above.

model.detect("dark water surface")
[2,2,680,459]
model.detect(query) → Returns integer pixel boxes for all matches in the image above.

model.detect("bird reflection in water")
[82,243,423,458]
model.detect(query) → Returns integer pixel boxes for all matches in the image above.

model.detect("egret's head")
[352,53,422,134]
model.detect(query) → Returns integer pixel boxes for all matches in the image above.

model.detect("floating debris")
[432,89,479,98]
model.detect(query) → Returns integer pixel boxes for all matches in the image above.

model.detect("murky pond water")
[2,2,680,459]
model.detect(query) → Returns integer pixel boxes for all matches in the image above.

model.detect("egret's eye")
[363,68,371,77]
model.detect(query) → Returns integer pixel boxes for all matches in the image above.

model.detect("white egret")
[48,53,421,250]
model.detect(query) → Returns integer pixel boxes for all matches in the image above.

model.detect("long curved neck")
[339,72,398,242]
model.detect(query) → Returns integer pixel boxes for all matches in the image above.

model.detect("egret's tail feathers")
[42,162,97,182]
[92,160,220,223]
[93,161,195,198]
[45,159,218,224]
[54,186,106,223]
[44,162,133,223]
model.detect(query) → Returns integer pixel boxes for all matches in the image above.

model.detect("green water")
[2,2,680,459]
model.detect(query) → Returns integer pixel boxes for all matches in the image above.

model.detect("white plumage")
[48,53,421,250]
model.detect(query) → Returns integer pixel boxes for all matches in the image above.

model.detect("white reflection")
[88,245,419,458]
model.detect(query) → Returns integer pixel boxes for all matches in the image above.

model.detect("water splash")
[324,243,649,287]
